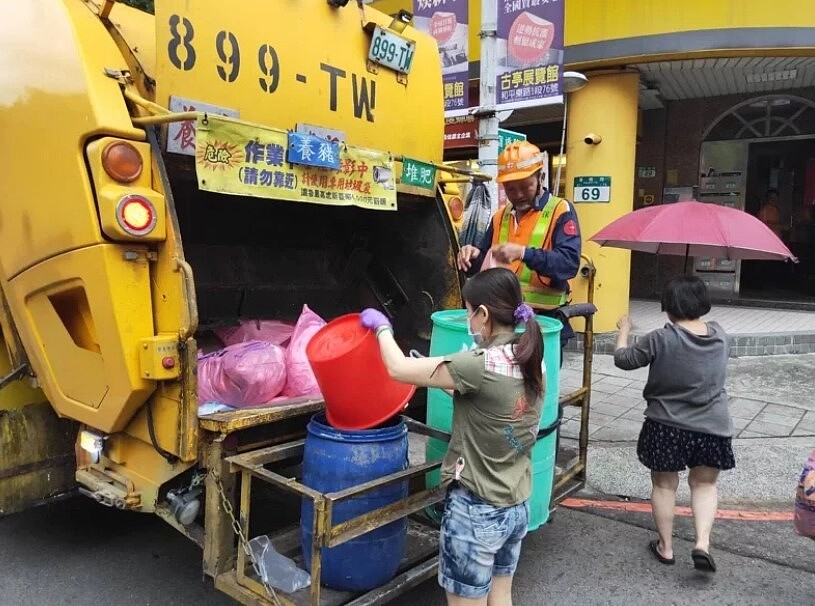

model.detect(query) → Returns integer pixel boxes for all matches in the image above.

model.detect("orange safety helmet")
[497,140,543,183]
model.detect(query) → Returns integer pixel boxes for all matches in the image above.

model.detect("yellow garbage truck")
[0,0,472,600]
[0,2,596,604]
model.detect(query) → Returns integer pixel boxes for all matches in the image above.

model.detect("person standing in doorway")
[456,141,581,346]
[758,188,783,238]
[614,276,735,573]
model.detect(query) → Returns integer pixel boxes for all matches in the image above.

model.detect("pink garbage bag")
[197,351,226,405]
[197,340,287,407]
[794,449,815,538]
[283,305,326,397]
[215,319,295,347]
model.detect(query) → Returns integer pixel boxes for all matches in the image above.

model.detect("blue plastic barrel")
[424,310,562,531]
[301,414,409,591]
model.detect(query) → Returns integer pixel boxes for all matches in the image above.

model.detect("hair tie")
[514,303,534,324]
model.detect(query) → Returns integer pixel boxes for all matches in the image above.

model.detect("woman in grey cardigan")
[615,276,734,573]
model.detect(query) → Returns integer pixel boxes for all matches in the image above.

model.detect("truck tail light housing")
[86,137,166,242]
[116,194,157,236]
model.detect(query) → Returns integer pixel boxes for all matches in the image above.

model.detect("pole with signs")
[477,0,500,213]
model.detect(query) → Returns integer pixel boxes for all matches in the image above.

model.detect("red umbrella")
[590,201,797,270]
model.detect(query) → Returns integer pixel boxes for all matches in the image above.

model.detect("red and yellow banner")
[195,116,397,211]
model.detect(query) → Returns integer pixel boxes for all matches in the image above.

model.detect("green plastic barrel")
[424,310,562,531]
[424,436,447,491]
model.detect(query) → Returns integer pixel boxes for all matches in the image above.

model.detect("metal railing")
[221,419,450,606]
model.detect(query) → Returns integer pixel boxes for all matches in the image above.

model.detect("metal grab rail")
[550,254,596,506]
[173,257,199,340]
[223,419,451,606]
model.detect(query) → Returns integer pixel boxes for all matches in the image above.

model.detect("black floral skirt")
[637,418,736,472]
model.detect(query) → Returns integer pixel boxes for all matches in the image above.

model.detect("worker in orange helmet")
[457,140,582,345]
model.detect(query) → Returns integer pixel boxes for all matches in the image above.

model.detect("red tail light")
[116,195,157,236]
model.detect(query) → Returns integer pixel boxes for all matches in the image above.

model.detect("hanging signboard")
[167,96,239,156]
[287,132,341,170]
[401,157,437,189]
[414,0,469,114]
[498,128,526,152]
[444,115,478,149]
[195,116,397,211]
[496,0,564,111]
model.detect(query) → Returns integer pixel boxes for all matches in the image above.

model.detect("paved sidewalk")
[559,351,815,441]
[630,299,815,334]
[577,300,815,356]
[559,351,815,504]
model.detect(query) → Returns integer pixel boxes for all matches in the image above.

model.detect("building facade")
[373,0,815,331]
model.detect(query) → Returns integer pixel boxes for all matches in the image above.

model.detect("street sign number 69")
[574,185,610,203]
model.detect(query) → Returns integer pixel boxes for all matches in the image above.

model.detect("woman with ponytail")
[360,268,544,606]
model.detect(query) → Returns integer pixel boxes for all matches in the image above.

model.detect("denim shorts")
[438,484,529,599]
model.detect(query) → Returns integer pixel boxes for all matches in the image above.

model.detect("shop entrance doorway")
[700,94,815,304]
[741,139,815,298]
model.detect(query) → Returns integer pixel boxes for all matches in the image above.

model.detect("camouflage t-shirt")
[440,333,544,507]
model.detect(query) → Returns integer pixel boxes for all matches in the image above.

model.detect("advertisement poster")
[496,0,564,110]
[414,0,469,113]
[444,115,478,149]
[195,116,397,211]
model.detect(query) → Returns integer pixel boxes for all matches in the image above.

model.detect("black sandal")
[691,549,717,572]
[649,539,675,565]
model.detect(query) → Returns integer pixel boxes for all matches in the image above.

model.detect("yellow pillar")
[566,70,639,334]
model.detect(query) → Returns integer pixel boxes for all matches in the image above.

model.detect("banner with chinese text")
[414,0,469,114]
[195,116,396,211]
[444,115,478,149]
[401,158,437,189]
[167,96,238,156]
[496,0,564,110]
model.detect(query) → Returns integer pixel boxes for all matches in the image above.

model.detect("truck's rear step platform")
[215,520,439,606]
[198,398,325,434]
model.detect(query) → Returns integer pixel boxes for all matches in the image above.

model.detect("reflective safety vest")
[496,195,569,310]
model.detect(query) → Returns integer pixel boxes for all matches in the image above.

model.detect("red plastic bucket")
[306,314,416,430]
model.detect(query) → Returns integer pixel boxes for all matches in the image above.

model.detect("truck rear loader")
[0,2,597,603]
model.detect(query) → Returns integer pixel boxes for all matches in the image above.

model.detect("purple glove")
[360,308,391,332]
